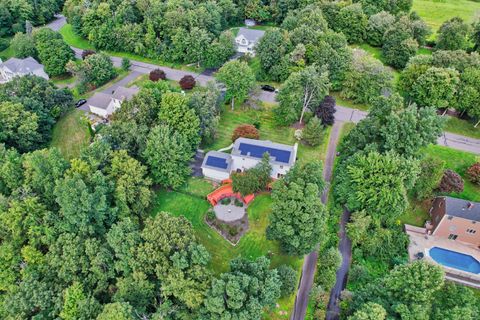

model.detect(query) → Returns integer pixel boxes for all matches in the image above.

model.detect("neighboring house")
[0,57,49,83]
[426,196,480,247]
[202,137,298,182]
[88,86,138,118]
[235,27,265,56]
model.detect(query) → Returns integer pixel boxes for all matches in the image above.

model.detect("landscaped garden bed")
[205,206,249,245]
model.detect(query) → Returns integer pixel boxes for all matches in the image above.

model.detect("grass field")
[59,24,201,72]
[413,0,480,32]
[204,103,330,164]
[50,109,92,159]
[444,116,480,139]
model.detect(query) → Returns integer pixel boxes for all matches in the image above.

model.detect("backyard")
[50,109,92,160]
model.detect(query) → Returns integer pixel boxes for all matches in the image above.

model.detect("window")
[448,234,458,240]
[466,229,477,234]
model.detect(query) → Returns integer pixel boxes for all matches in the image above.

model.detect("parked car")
[75,99,87,108]
[261,84,276,92]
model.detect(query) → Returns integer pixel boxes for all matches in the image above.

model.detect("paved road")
[291,121,343,320]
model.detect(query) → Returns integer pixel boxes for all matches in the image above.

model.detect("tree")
[0,144,23,195]
[473,20,480,51]
[412,156,445,200]
[316,247,341,291]
[97,302,133,320]
[10,32,36,58]
[232,153,272,196]
[438,169,464,193]
[158,92,201,150]
[467,162,480,185]
[33,28,74,76]
[277,265,297,297]
[203,31,235,69]
[336,151,418,223]
[0,101,40,153]
[149,69,166,81]
[275,65,330,125]
[216,60,255,110]
[349,302,386,320]
[431,282,480,320]
[121,58,130,71]
[179,75,196,90]
[382,19,418,69]
[436,17,471,51]
[342,50,393,105]
[366,11,395,46]
[315,95,336,126]
[60,282,100,320]
[410,67,459,109]
[231,124,259,142]
[143,125,193,189]
[336,3,368,44]
[256,29,288,76]
[189,83,221,144]
[112,271,154,313]
[201,256,280,319]
[78,53,117,91]
[267,162,326,255]
[302,116,323,147]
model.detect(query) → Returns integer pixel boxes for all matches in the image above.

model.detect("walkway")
[291,121,343,320]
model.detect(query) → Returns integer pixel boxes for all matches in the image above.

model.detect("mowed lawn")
[50,109,92,160]
[413,0,480,32]
[205,104,331,164]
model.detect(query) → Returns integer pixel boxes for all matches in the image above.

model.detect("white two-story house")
[0,57,49,83]
[202,138,298,182]
[235,28,265,56]
[88,86,139,118]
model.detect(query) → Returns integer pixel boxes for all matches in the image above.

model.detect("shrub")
[234,199,244,207]
[315,95,336,126]
[231,124,259,142]
[466,163,480,185]
[206,209,216,222]
[220,197,231,205]
[302,117,323,146]
[82,49,96,60]
[179,75,196,90]
[149,69,166,81]
[121,58,131,71]
[277,265,297,297]
[10,33,36,58]
[438,169,464,193]
[228,225,239,236]
[0,38,9,51]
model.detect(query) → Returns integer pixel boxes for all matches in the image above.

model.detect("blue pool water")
[429,247,480,274]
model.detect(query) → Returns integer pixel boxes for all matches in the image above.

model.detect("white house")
[235,28,265,56]
[0,57,49,83]
[88,86,138,118]
[201,138,298,182]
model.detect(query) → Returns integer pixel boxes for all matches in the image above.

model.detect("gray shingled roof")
[231,137,296,166]
[237,27,265,43]
[444,196,480,222]
[112,86,139,101]
[88,92,112,110]
[2,57,44,73]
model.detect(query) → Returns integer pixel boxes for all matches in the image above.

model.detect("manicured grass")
[412,0,480,33]
[399,200,431,227]
[444,116,480,139]
[152,191,302,274]
[51,74,77,87]
[59,24,201,72]
[0,43,14,60]
[50,109,92,159]
[331,92,369,111]
[177,177,216,198]
[205,104,330,164]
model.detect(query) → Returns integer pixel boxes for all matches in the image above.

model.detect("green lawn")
[59,24,201,72]
[331,91,369,111]
[444,116,480,139]
[50,109,92,160]
[0,43,14,60]
[412,0,480,33]
[205,104,330,164]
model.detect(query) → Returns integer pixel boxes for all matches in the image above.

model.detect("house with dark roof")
[235,27,265,56]
[201,138,298,182]
[88,86,139,118]
[426,196,480,246]
[0,57,49,83]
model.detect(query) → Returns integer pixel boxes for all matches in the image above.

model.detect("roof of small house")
[88,92,112,110]
[112,86,139,101]
[442,196,480,222]
[231,137,296,166]
[202,151,232,172]
[1,57,44,74]
[236,27,265,44]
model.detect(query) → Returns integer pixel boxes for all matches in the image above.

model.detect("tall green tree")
[436,17,471,51]
[0,101,40,153]
[216,60,255,110]
[10,32,36,58]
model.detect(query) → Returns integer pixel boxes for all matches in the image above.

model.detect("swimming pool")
[429,247,480,274]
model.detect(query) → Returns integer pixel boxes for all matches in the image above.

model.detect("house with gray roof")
[0,57,49,83]
[201,137,298,182]
[235,27,265,56]
[88,86,139,118]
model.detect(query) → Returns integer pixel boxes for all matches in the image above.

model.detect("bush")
[302,117,323,146]
[149,69,166,81]
[121,58,131,71]
[179,75,196,90]
[466,163,480,185]
[0,38,9,51]
[315,95,336,126]
[220,197,231,205]
[438,169,464,193]
[234,199,244,207]
[232,124,259,142]
[10,33,36,58]
[82,49,96,60]
[206,209,216,222]
[277,265,297,297]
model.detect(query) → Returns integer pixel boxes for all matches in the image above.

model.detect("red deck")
[207,182,255,206]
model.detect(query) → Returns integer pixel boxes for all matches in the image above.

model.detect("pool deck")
[405,224,480,289]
